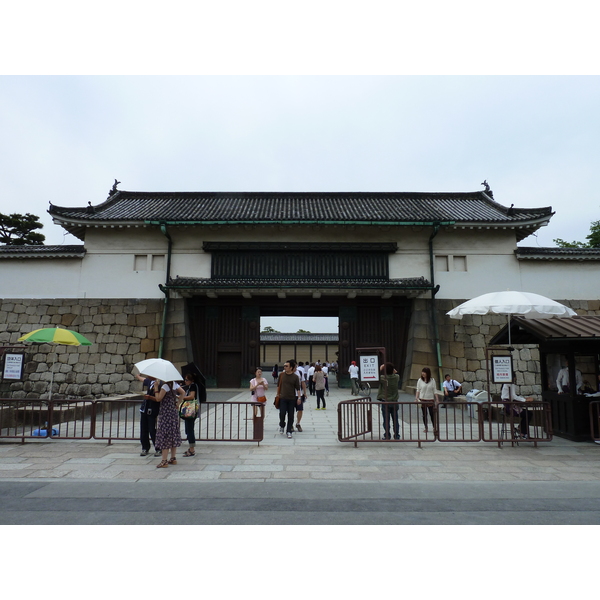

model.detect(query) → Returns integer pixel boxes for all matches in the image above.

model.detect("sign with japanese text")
[3,353,24,381]
[359,355,379,381]
[491,355,513,383]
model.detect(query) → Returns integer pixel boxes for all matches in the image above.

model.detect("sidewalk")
[0,383,599,483]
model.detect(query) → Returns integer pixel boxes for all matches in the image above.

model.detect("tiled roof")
[261,333,339,343]
[49,190,553,241]
[491,316,600,344]
[165,276,431,290]
[516,247,600,261]
[0,245,86,259]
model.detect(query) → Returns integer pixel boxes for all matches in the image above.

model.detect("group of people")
[136,371,201,468]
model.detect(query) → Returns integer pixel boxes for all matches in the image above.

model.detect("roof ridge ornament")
[108,179,121,199]
[480,180,493,198]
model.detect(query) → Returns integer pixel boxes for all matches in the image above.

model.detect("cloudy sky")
[1,3,598,335]
[2,74,598,248]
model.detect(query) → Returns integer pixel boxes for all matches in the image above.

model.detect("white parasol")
[447,290,576,346]
[134,358,183,382]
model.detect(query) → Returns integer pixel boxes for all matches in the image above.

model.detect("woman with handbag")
[250,368,269,403]
[153,378,186,468]
[180,373,200,457]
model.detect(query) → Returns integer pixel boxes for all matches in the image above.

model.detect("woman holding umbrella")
[152,378,186,468]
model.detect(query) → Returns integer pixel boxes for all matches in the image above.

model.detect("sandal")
[156,460,169,468]
[168,457,177,465]
[183,450,195,457]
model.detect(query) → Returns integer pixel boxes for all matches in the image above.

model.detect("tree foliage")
[0,212,45,245]
[296,329,311,333]
[554,219,600,249]
[261,326,280,333]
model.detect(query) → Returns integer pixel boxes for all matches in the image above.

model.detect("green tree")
[554,219,600,249]
[296,329,311,333]
[0,212,45,245]
[261,326,280,333]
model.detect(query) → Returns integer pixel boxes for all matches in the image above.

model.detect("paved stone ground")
[1,384,599,524]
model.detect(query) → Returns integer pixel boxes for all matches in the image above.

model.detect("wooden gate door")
[217,352,242,388]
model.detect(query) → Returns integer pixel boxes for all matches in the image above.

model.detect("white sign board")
[359,355,379,381]
[3,353,24,380]
[492,355,513,383]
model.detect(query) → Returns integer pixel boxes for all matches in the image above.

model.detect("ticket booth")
[490,316,600,441]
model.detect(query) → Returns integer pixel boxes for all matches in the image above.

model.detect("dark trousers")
[140,412,158,451]
[279,398,297,433]
[308,376,315,395]
[316,389,326,408]
[421,402,436,429]
[380,402,399,437]
[324,376,329,392]
[184,418,196,445]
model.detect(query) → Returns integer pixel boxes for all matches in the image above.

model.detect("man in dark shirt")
[278,359,302,439]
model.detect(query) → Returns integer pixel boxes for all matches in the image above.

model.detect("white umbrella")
[447,290,576,346]
[134,358,183,382]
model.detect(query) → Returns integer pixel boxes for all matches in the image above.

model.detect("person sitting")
[442,374,462,401]
[584,374,600,398]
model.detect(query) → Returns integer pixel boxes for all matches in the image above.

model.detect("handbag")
[179,383,199,419]
[257,395,267,403]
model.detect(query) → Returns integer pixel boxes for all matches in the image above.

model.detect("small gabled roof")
[516,247,600,261]
[490,316,600,344]
[48,189,553,241]
[0,245,86,259]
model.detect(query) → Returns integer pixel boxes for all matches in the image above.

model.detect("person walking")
[313,364,326,409]
[152,378,186,468]
[415,367,439,434]
[277,359,302,439]
[180,373,200,457]
[378,362,400,439]
[348,361,359,395]
[272,363,279,384]
[250,367,269,402]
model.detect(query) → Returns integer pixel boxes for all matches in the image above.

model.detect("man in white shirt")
[442,374,462,400]
[348,361,359,395]
[556,359,583,394]
[307,363,316,395]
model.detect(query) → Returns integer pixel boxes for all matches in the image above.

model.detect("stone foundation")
[0,297,188,400]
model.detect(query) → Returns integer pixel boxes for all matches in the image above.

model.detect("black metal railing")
[337,399,553,447]
[0,398,265,445]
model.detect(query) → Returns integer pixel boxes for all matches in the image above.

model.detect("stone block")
[135,312,157,327]
[140,338,156,353]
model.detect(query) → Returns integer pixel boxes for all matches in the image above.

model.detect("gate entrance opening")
[187,295,412,389]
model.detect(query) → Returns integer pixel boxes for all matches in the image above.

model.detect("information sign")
[3,353,24,381]
[359,355,379,381]
[491,355,513,383]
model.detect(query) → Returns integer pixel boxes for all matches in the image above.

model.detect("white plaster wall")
[0,259,83,299]
[517,260,600,300]
[2,224,598,301]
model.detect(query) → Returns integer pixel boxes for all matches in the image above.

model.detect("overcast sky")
[1,4,598,335]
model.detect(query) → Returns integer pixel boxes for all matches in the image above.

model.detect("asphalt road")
[2,479,599,525]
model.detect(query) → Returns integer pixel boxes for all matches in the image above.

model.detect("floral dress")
[155,383,182,450]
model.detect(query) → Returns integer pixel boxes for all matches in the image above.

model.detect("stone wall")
[404,298,600,397]
[0,297,188,400]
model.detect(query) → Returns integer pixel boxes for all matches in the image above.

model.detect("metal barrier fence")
[337,399,553,448]
[0,398,265,445]
[590,401,600,443]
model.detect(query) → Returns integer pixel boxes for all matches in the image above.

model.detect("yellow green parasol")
[18,327,92,401]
